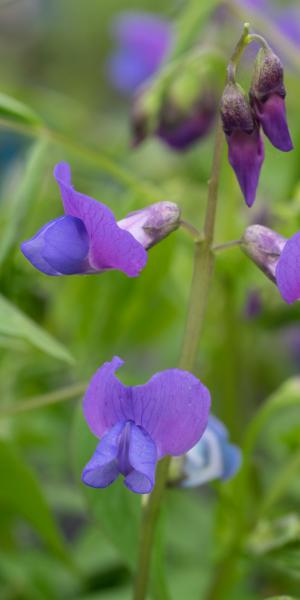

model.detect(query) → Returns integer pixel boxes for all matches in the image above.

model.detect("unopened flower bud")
[250,48,293,152]
[117,201,181,249]
[220,83,264,207]
[241,224,286,281]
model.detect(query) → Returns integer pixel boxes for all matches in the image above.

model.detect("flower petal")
[221,443,242,480]
[276,231,300,304]
[21,215,90,275]
[124,423,157,494]
[182,415,241,487]
[54,162,147,277]
[82,421,124,488]
[83,358,210,459]
[133,369,210,457]
[227,129,264,207]
[83,356,128,438]
[254,95,293,152]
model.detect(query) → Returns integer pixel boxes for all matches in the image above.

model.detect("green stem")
[213,239,241,253]
[0,382,86,418]
[180,118,224,372]
[227,22,250,83]
[133,117,224,600]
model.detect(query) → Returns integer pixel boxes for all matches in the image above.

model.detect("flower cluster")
[108,12,218,151]
[220,45,293,207]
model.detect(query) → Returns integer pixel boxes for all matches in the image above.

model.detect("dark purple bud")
[250,48,293,151]
[117,201,181,249]
[221,83,264,207]
[241,224,286,282]
[156,93,217,151]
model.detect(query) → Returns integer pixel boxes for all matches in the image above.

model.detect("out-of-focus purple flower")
[156,94,217,151]
[107,12,173,95]
[21,162,180,277]
[220,82,264,207]
[82,357,211,494]
[181,415,241,488]
[244,288,263,319]
[250,48,293,152]
[242,225,300,304]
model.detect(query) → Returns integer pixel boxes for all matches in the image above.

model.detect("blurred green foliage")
[1,0,300,599]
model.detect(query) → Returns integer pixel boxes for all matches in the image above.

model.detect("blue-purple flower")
[220,82,264,207]
[107,12,173,95]
[82,357,211,494]
[181,416,241,488]
[21,162,180,277]
[242,224,300,304]
[250,48,293,152]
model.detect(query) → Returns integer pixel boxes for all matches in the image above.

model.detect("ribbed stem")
[133,118,224,600]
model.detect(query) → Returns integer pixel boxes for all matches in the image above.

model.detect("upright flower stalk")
[133,117,224,600]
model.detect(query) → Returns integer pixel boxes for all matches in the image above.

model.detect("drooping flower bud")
[242,225,300,304]
[250,47,293,152]
[132,51,223,151]
[241,224,286,282]
[220,82,264,207]
[156,92,217,151]
[117,201,181,249]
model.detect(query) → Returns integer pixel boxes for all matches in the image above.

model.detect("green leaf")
[0,139,49,266]
[244,378,300,456]
[0,293,74,363]
[264,597,298,600]
[0,439,69,563]
[0,92,42,126]
[247,514,300,556]
[71,404,141,570]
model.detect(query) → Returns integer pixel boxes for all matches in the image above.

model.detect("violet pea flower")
[242,224,300,304]
[82,357,211,494]
[181,415,241,488]
[107,12,173,95]
[21,162,180,277]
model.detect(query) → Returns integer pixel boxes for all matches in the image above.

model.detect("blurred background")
[1,0,300,598]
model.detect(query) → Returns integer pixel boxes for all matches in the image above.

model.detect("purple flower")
[250,48,293,152]
[220,82,264,207]
[244,288,263,319]
[156,94,217,151]
[107,12,173,95]
[82,357,211,494]
[21,162,180,277]
[242,225,300,304]
[181,416,241,488]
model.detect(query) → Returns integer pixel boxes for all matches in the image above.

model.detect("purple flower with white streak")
[181,416,241,488]
[242,224,300,304]
[82,357,211,494]
[107,12,173,95]
[21,162,180,277]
